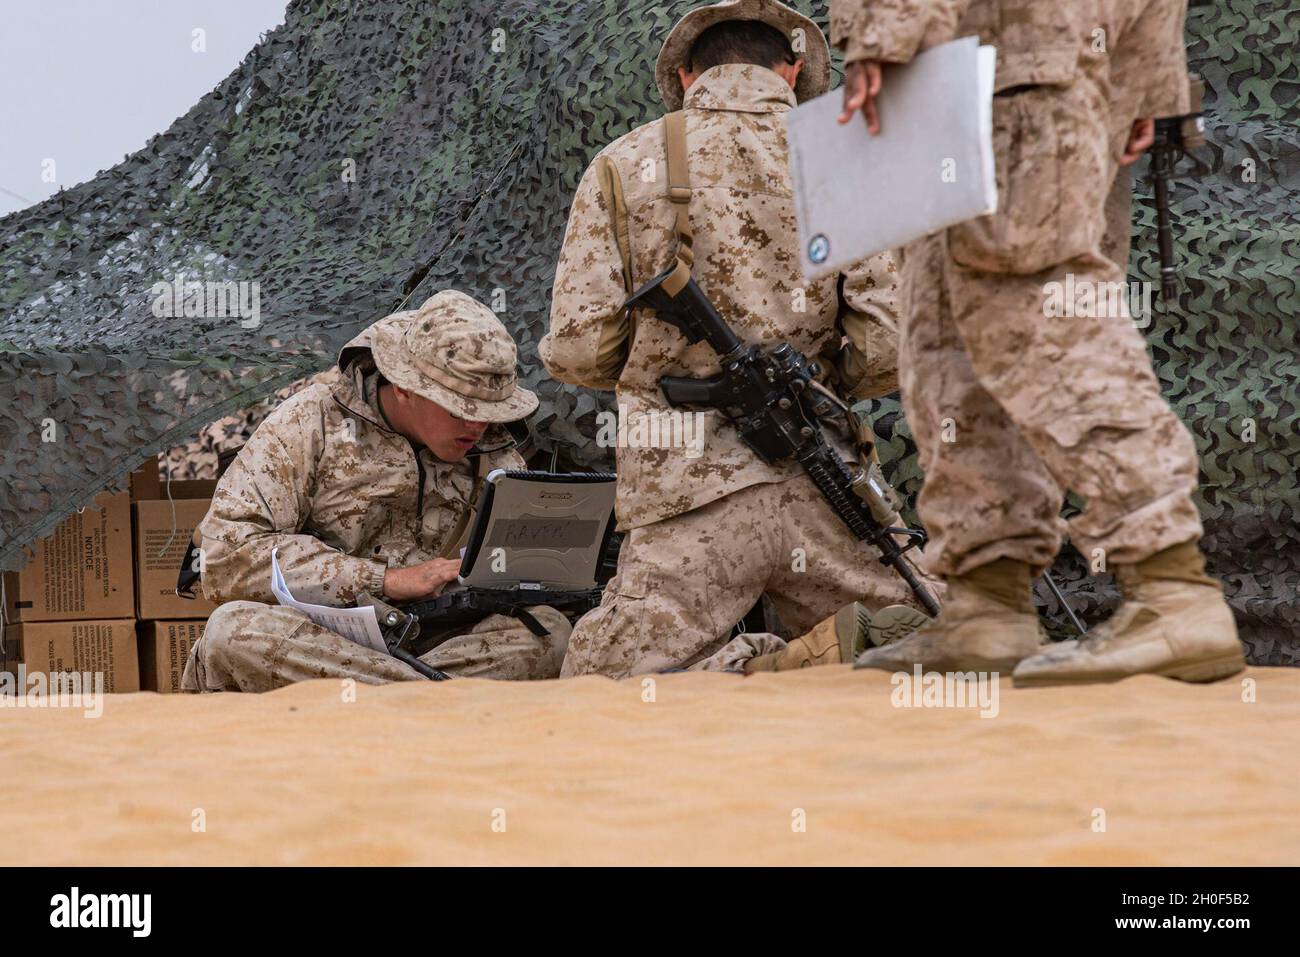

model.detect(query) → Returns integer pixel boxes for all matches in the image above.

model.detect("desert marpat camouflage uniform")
[161,371,324,480]
[564,470,924,675]
[182,293,569,692]
[544,64,902,531]
[829,0,1205,579]
[542,58,938,678]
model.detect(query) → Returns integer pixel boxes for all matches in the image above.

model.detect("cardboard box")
[2,492,135,623]
[153,478,218,500]
[1,619,139,693]
[138,620,204,693]
[133,483,219,620]
[129,457,162,502]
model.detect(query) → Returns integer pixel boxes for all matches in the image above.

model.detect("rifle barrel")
[1152,162,1179,301]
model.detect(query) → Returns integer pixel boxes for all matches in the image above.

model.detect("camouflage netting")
[1,1,1296,662]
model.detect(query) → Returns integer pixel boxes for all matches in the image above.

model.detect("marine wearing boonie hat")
[181,288,564,692]
[369,289,538,423]
[654,0,832,111]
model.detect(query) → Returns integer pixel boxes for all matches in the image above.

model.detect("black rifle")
[1149,74,1212,301]
[627,268,941,618]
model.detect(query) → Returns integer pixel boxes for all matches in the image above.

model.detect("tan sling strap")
[438,453,493,559]
[661,109,695,295]
[591,111,693,354]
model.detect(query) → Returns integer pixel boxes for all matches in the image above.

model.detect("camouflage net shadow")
[1,1,1296,663]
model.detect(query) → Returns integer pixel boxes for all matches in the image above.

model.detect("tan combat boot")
[1012,540,1245,688]
[743,603,928,673]
[853,558,1045,674]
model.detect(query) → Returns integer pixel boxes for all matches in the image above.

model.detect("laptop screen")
[459,470,617,591]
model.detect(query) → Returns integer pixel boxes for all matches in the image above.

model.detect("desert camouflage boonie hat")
[370,290,538,423]
[655,0,832,111]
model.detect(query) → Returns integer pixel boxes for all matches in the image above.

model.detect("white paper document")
[270,547,388,653]
[786,36,998,280]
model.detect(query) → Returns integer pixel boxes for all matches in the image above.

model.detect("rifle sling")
[662,110,694,296]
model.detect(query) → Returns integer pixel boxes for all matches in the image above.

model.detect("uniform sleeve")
[539,157,632,391]
[198,403,387,606]
[829,0,972,64]
[1117,0,1191,119]
[834,250,903,400]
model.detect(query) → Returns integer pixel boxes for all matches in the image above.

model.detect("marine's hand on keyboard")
[383,558,463,602]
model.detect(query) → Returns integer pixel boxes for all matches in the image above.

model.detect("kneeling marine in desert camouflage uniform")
[182,290,570,692]
[542,0,940,678]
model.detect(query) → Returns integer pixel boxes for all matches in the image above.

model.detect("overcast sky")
[0,0,289,218]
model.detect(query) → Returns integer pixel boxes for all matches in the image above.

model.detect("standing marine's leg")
[853,234,1056,674]
[941,248,1241,684]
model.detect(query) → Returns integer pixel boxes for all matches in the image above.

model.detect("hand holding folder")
[785,36,998,280]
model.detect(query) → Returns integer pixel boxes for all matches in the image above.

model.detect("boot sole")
[1013,651,1246,688]
[1156,651,1247,683]
[866,606,931,649]
[833,603,929,665]
[835,603,871,662]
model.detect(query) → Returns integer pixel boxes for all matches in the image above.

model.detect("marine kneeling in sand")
[181,290,570,692]
[542,0,942,677]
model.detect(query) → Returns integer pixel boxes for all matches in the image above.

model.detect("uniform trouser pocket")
[949,84,1109,275]
[1036,401,1202,560]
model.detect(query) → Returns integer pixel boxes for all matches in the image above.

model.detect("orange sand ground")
[1,666,1296,865]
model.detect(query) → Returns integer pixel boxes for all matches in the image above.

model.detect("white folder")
[786,36,998,280]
